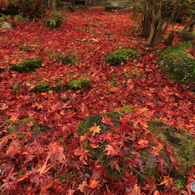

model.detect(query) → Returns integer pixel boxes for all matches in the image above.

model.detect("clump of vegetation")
[10,56,42,73]
[43,11,64,28]
[67,77,91,90]
[33,80,51,93]
[51,53,77,65]
[158,41,195,91]
[104,48,141,66]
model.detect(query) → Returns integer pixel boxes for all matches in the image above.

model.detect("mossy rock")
[158,41,195,91]
[145,120,195,188]
[0,118,53,139]
[67,77,91,90]
[78,111,194,189]
[78,111,126,136]
[104,48,141,66]
[149,120,195,173]
[10,56,42,73]
[51,53,77,66]
[181,32,195,42]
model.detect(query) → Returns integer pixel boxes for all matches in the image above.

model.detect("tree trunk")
[164,32,174,46]
[147,24,155,45]
[181,15,195,34]
[52,0,56,11]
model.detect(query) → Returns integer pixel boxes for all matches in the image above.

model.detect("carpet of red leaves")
[0,8,194,194]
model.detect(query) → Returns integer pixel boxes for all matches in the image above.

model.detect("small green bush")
[51,53,77,65]
[104,48,141,66]
[10,56,42,73]
[43,11,64,28]
[67,77,91,90]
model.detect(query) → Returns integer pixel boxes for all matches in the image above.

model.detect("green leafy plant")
[43,11,64,28]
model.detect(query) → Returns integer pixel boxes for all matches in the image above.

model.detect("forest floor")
[0,8,194,194]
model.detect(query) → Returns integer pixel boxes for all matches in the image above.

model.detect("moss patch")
[104,48,141,66]
[78,111,125,136]
[67,77,91,90]
[10,56,42,73]
[0,118,53,139]
[158,41,195,91]
[33,80,51,93]
[51,53,77,66]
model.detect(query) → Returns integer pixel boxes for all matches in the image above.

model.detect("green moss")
[104,48,141,66]
[10,56,42,73]
[51,53,77,66]
[131,67,146,78]
[120,106,133,113]
[76,28,85,31]
[67,77,91,90]
[111,77,118,86]
[158,41,195,91]
[54,80,66,92]
[1,118,53,139]
[33,80,51,93]
[78,111,126,136]
[148,119,195,187]
[13,84,20,94]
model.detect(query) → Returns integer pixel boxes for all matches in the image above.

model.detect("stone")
[181,32,195,41]
[77,110,195,189]
[106,1,129,9]
[0,22,12,30]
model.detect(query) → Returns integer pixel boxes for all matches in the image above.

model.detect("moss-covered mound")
[158,41,195,92]
[77,111,195,190]
[0,118,53,139]
[51,53,77,66]
[104,48,141,66]
[67,77,91,90]
[33,80,51,93]
[10,56,43,73]
[78,111,126,136]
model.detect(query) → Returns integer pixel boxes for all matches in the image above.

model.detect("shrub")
[43,11,64,28]
[0,0,46,18]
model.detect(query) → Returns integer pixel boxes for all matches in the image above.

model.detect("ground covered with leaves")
[0,8,194,194]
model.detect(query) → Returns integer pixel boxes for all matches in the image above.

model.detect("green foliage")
[1,0,46,18]
[10,56,42,73]
[104,48,141,66]
[51,53,77,65]
[67,77,91,90]
[111,77,118,87]
[43,11,64,28]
